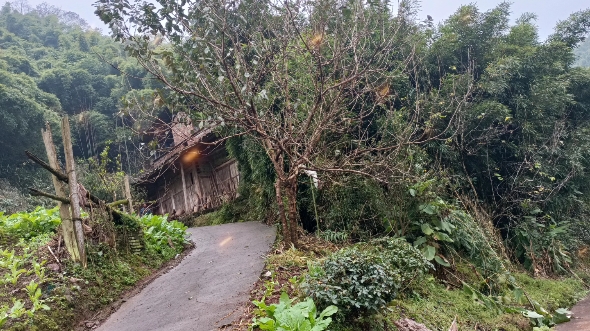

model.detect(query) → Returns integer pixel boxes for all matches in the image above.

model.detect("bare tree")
[95,0,472,246]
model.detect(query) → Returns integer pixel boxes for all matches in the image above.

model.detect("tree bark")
[274,179,291,246]
[62,116,87,267]
[285,178,299,247]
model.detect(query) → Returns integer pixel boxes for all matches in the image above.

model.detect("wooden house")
[137,113,239,216]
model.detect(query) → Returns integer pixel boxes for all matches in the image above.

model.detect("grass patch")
[382,272,587,331]
[388,280,529,331]
[189,210,227,227]
[513,273,587,311]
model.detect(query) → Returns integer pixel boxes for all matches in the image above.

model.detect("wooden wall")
[155,148,239,216]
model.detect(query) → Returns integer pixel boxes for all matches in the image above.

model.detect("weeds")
[251,292,337,331]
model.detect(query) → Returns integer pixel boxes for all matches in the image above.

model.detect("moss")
[67,249,165,310]
[190,210,228,227]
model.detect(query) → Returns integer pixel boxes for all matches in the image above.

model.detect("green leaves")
[0,207,61,241]
[433,256,450,267]
[251,292,337,331]
[413,200,457,267]
[421,223,434,235]
[523,307,572,328]
[419,204,437,215]
[138,214,188,259]
[422,245,436,260]
[304,238,431,315]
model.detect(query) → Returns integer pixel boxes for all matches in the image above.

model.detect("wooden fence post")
[124,175,134,214]
[61,116,87,267]
[41,123,81,262]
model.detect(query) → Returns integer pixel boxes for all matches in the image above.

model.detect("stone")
[47,263,60,272]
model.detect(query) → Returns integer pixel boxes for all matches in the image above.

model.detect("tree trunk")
[285,178,299,247]
[274,179,291,246]
[62,116,87,267]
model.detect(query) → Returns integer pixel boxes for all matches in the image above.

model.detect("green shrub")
[137,214,188,259]
[0,207,61,240]
[316,177,387,240]
[304,237,431,315]
[251,292,337,331]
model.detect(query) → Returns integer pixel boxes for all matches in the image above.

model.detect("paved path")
[556,295,590,331]
[97,222,276,331]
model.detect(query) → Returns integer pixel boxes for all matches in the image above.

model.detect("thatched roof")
[138,127,216,183]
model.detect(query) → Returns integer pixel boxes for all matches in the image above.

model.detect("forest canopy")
[575,38,590,66]
[0,1,158,192]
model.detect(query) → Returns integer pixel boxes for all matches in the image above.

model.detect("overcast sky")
[22,0,590,40]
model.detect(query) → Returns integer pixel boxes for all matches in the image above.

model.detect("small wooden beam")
[28,188,70,204]
[25,150,68,182]
[108,199,129,208]
[180,163,189,213]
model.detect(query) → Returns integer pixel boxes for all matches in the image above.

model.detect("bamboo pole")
[124,175,134,213]
[61,116,87,267]
[41,123,81,262]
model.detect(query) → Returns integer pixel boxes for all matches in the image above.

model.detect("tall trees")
[0,1,156,188]
[575,38,590,66]
[95,0,590,248]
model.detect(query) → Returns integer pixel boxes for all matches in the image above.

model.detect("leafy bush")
[317,230,349,244]
[137,214,188,258]
[251,292,337,331]
[0,207,61,240]
[512,215,572,275]
[304,237,431,315]
[316,177,387,240]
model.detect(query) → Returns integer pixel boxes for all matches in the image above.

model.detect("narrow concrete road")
[97,222,276,331]
[556,296,590,331]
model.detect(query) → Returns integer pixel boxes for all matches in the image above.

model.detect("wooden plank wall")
[156,157,239,215]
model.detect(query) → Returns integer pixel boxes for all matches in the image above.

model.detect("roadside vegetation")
[0,206,189,330]
[2,0,590,330]
[94,0,590,329]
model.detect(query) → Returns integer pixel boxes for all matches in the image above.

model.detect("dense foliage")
[0,206,189,329]
[252,292,338,331]
[137,214,188,259]
[305,238,431,315]
[0,1,159,189]
[0,206,60,240]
